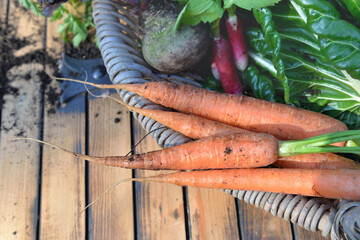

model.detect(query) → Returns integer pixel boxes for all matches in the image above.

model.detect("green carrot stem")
[278,130,360,157]
[278,146,360,157]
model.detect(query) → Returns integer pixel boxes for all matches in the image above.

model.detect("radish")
[211,19,243,95]
[225,7,248,72]
[211,61,220,81]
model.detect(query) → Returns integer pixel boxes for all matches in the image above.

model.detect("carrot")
[144,168,360,200]
[112,99,358,170]
[108,97,249,139]
[103,97,357,169]
[21,128,360,171]
[25,132,278,170]
[128,106,249,139]
[74,81,347,142]
[275,153,360,170]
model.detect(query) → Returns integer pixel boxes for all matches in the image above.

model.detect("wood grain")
[293,225,330,240]
[238,201,293,240]
[87,94,134,239]
[0,0,6,21]
[0,64,43,240]
[0,1,44,239]
[132,121,186,240]
[39,17,86,239]
[187,187,240,240]
[40,97,86,240]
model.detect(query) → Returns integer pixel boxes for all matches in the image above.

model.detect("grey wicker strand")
[92,1,359,239]
[331,201,360,240]
[224,189,360,239]
[92,0,205,148]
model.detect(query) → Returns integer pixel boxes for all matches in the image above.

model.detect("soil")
[0,19,101,134]
[64,41,101,59]
[0,20,59,108]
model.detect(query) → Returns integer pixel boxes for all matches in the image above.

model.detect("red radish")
[225,8,248,72]
[212,36,243,94]
[210,19,243,95]
[211,61,220,81]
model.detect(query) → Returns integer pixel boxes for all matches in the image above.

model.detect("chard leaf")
[246,3,360,129]
[223,0,282,10]
[292,0,360,78]
[253,8,291,103]
[244,65,276,102]
[340,0,360,20]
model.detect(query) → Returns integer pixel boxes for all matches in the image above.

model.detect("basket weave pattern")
[92,1,359,238]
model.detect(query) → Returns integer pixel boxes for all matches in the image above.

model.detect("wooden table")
[0,1,328,239]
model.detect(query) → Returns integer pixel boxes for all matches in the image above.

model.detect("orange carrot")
[275,153,360,170]
[31,132,278,170]
[145,168,360,200]
[124,104,359,170]
[114,100,357,170]
[76,81,347,142]
[121,103,249,139]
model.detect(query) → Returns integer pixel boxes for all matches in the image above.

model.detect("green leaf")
[244,65,276,101]
[224,0,282,10]
[293,0,360,77]
[340,0,360,20]
[175,0,223,26]
[246,1,360,129]
[202,77,224,92]
[72,33,84,47]
[19,0,43,16]
[253,8,291,103]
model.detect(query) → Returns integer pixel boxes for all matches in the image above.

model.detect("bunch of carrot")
[35,77,360,201]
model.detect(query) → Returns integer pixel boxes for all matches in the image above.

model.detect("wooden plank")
[293,225,330,240]
[0,63,43,240]
[0,0,7,21]
[0,1,44,239]
[8,2,43,58]
[40,94,86,239]
[87,94,134,239]
[238,201,293,240]
[39,17,86,239]
[187,187,240,239]
[132,122,186,239]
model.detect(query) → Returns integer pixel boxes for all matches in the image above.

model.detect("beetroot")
[141,8,210,73]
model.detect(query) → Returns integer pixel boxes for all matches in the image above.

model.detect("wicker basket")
[91,1,360,239]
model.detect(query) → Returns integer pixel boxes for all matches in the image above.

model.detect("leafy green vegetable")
[202,76,224,92]
[175,0,223,28]
[253,8,291,103]
[340,0,360,20]
[223,0,282,10]
[19,0,43,16]
[246,1,360,129]
[174,0,284,28]
[51,0,94,47]
[19,0,95,48]
[244,65,276,101]
[292,0,360,78]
